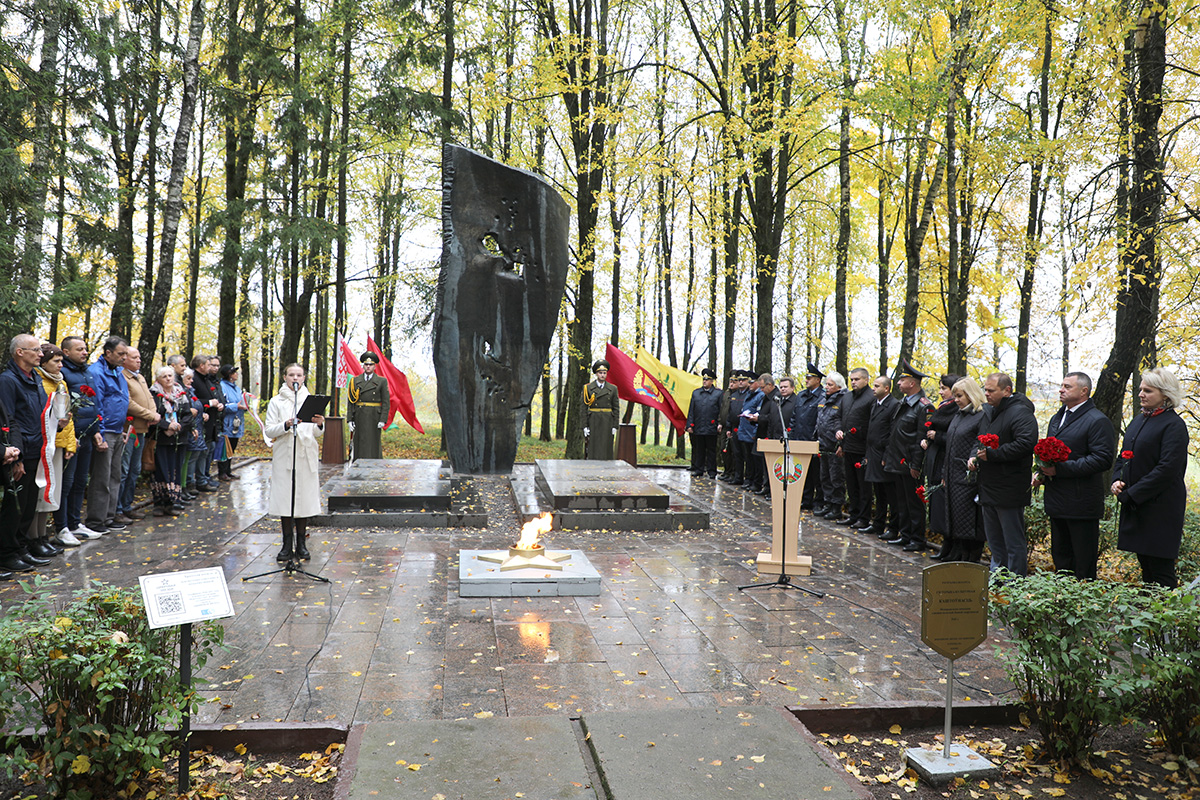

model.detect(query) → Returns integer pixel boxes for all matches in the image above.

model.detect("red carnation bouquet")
[1033,436,1071,482]
[977,433,999,450]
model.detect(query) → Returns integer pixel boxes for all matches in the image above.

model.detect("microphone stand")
[739,390,824,598]
[244,382,329,584]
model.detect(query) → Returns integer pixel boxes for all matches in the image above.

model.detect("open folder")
[296,394,330,423]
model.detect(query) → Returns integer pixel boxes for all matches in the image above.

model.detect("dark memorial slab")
[316,458,486,527]
[535,459,670,510]
[434,145,570,474]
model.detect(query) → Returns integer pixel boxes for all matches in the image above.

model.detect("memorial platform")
[314,458,487,527]
[512,460,710,530]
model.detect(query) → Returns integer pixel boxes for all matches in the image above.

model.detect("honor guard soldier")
[583,359,619,459]
[882,358,934,551]
[346,351,389,460]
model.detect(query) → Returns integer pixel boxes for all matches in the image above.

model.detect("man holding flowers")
[972,372,1038,575]
[1035,372,1114,580]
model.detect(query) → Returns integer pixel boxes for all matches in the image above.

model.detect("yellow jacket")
[38,369,76,454]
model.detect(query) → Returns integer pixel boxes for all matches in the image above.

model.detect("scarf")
[1142,404,1168,418]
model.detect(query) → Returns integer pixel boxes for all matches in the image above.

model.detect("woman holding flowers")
[1111,368,1189,588]
[942,377,987,563]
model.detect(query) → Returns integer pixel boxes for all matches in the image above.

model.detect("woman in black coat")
[942,377,987,563]
[1111,368,1189,588]
[922,374,960,557]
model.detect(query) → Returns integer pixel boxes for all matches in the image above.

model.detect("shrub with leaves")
[989,570,1140,763]
[1123,586,1200,759]
[0,577,224,799]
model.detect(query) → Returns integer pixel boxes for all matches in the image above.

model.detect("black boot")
[277,519,295,562]
[931,537,954,561]
[295,520,311,561]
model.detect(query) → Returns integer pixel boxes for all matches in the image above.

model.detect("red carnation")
[79,385,96,397]
[900,458,906,465]
[924,421,933,428]
[97,415,103,421]
[126,416,134,423]
[854,462,862,469]
[1,427,8,433]
[1121,450,1133,460]
[915,485,927,503]
[849,427,857,434]
[977,434,999,450]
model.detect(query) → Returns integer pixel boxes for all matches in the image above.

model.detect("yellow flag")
[634,347,703,418]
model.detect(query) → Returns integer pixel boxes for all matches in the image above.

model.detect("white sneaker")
[56,529,82,547]
[72,525,102,540]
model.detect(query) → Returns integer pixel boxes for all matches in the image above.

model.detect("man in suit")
[882,359,935,552]
[347,351,390,460]
[583,359,620,459]
[686,368,723,478]
[792,363,824,511]
[836,368,873,528]
[862,375,899,538]
[1036,372,1115,579]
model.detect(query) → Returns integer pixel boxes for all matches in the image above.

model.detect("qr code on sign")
[157,592,185,616]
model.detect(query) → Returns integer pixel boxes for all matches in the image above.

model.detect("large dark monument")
[434,145,570,474]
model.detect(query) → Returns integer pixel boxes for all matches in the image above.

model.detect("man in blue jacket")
[85,336,130,534]
[0,334,55,571]
[736,373,765,491]
[58,336,103,540]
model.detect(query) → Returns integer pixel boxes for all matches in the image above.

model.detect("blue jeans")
[56,433,94,531]
[118,432,146,515]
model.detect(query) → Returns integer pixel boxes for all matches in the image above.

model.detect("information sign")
[138,567,235,630]
[920,562,989,660]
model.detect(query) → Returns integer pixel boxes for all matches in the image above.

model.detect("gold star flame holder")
[476,512,573,572]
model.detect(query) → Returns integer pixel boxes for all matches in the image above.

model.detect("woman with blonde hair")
[1111,367,1189,588]
[941,377,987,562]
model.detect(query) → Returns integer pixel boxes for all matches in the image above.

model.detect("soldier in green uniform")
[346,351,389,460]
[582,359,619,460]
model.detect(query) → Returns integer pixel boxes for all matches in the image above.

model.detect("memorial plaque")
[920,562,989,660]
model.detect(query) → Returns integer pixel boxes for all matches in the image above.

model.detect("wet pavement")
[0,459,1014,726]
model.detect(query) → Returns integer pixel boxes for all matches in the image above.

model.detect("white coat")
[264,384,324,518]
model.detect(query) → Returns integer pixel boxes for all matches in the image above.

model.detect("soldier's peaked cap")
[806,362,825,378]
[897,357,928,380]
[360,351,380,364]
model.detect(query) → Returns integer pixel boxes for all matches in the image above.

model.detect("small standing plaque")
[138,567,235,630]
[920,561,989,659]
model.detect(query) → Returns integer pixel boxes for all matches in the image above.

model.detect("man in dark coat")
[815,373,848,519]
[189,354,222,491]
[791,363,824,511]
[737,373,765,490]
[1036,372,1115,580]
[0,334,54,569]
[882,359,935,551]
[837,368,873,528]
[686,368,723,478]
[749,374,778,494]
[863,375,899,538]
[59,336,105,535]
[719,371,749,483]
[973,372,1038,575]
[583,359,620,460]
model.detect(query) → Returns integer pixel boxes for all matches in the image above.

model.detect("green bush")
[1122,586,1200,758]
[0,577,224,799]
[989,570,1141,762]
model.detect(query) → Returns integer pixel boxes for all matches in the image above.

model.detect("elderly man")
[347,351,390,460]
[686,368,723,478]
[0,334,55,568]
[815,372,848,519]
[85,336,130,533]
[116,347,160,524]
[1037,372,1115,579]
[971,372,1038,575]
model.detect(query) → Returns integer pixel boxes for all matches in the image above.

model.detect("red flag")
[366,337,425,434]
[336,332,363,387]
[603,343,687,434]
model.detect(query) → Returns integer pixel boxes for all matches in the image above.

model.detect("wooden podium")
[754,439,819,577]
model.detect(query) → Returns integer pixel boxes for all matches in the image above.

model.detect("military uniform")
[720,373,750,482]
[347,355,390,460]
[686,369,723,477]
[882,360,934,549]
[583,361,620,460]
[791,363,825,511]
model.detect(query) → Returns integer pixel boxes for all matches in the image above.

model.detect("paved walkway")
[0,461,1012,727]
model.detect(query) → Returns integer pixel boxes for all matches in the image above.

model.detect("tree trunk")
[139,0,205,367]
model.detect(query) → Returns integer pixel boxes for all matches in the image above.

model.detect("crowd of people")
[677,358,1189,588]
[0,333,250,579]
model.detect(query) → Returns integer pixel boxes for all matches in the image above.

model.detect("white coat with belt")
[264,384,324,518]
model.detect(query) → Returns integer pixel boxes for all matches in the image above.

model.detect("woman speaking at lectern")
[264,364,324,562]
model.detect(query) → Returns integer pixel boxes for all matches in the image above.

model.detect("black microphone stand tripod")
[244,382,329,584]
[739,389,824,598]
